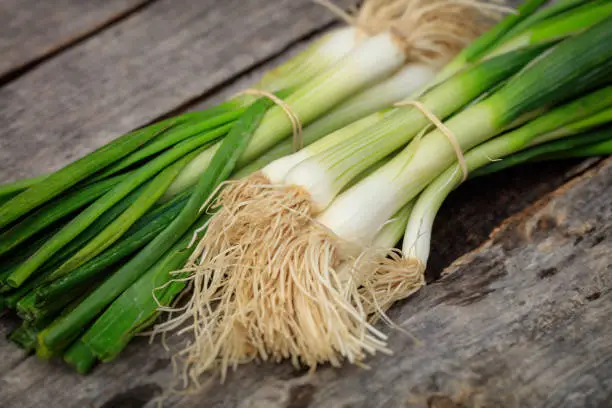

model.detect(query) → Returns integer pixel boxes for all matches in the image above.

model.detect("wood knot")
[427,395,461,408]
[286,384,316,408]
[100,384,161,408]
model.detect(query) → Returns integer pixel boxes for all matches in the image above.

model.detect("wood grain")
[169,157,612,408]
[0,0,352,184]
[0,0,153,80]
[2,0,611,407]
[1,156,609,408]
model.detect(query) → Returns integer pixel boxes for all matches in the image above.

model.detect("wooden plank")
[1,157,609,408]
[2,0,611,406]
[424,158,600,279]
[0,0,153,80]
[0,0,352,184]
[169,157,612,408]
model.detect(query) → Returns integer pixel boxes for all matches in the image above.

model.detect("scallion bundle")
[155,2,612,386]
[0,0,497,377]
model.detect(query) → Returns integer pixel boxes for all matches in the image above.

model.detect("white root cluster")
[156,173,423,384]
[358,250,426,321]
[352,0,507,66]
[157,173,391,383]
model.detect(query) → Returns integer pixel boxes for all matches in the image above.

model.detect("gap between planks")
[0,0,159,87]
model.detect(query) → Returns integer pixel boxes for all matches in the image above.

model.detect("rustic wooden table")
[1,1,610,407]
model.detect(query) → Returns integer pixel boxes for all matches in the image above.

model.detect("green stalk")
[503,0,598,39]
[0,174,48,200]
[0,99,241,202]
[83,224,200,362]
[8,324,38,352]
[521,106,612,146]
[17,291,43,321]
[233,110,390,179]
[491,21,612,125]
[540,138,612,159]
[496,86,612,150]
[37,96,278,355]
[35,192,190,305]
[0,174,129,257]
[0,184,141,295]
[0,95,247,229]
[18,272,100,326]
[0,120,180,229]
[6,129,220,288]
[293,44,550,210]
[8,286,90,352]
[485,1,612,59]
[91,121,234,183]
[3,271,50,309]
[1,184,147,294]
[473,125,612,176]
[371,201,415,249]
[401,89,612,263]
[0,224,62,275]
[40,183,152,280]
[0,195,15,208]
[433,0,547,85]
[320,20,612,246]
[50,151,196,279]
[64,339,97,374]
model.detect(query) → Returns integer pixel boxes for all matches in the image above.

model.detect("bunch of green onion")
[0,0,500,376]
[144,0,612,384]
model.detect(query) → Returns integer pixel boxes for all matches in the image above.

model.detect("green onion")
[474,124,612,176]
[3,0,583,377]
[539,137,612,159]
[0,174,48,201]
[321,19,612,247]
[0,174,129,257]
[83,222,202,363]
[34,192,190,306]
[6,128,221,288]
[485,0,612,59]
[8,324,38,352]
[0,120,181,229]
[36,95,278,355]
[64,339,97,374]
[434,0,547,82]
[49,151,197,279]
[276,44,549,212]
[401,87,612,267]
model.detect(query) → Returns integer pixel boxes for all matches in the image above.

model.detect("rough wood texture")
[425,158,600,279]
[172,157,612,408]
[0,0,152,80]
[0,0,352,184]
[2,0,611,406]
[1,158,610,408]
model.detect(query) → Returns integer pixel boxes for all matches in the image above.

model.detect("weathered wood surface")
[1,0,611,407]
[0,0,352,184]
[173,159,612,408]
[2,158,610,408]
[0,0,152,80]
